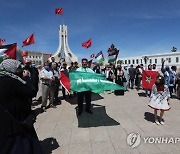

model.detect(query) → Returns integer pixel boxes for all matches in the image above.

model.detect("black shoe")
[50,104,57,108]
[86,109,93,114]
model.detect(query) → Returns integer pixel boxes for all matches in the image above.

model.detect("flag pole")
[62,14,65,25]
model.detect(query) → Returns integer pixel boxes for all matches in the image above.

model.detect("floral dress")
[148,84,170,111]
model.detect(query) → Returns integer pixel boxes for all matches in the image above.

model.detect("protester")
[171,66,177,93]
[152,64,158,71]
[105,66,114,82]
[123,66,129,91]
[136,65,143,91]
[60,62,69,99]
[128,64,136,89]
[73,61,79,70]
[51,62,61,104]
[0,59,42,153]
[24,59,39,97]
[76,58,94,116]
[114,65,125,95]
[40,62,56,112]
[148,75,170,125]
[68,62,74,72]
[176,68,180,99]
[93,64,101,74]
[161,60,175,98]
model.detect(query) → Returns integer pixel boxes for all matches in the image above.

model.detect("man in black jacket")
[128,65,136,89]
[24,59,39,97]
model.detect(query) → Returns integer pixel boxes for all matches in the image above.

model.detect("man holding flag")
[76,58,94,116]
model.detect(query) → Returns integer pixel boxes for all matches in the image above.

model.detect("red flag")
[22,34,35,47]
[0,39,6,46]
[142,70,158,89]
[82,39,92,49]
[60,71,70,94]
[55,8,63,15]
[90,54,94,58]
[21,51,29,57]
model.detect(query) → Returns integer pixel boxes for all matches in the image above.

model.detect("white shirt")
[40,68,53,79]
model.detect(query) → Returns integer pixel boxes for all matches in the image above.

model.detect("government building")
[118,51,180,69]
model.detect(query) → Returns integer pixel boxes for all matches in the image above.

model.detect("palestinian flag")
[142,70,158,89]
[95,51,104,63]
[107,44,119,63]
[0,43,17,63]
[108,50,119,63]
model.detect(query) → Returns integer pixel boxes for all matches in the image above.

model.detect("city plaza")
[34,86,180,154]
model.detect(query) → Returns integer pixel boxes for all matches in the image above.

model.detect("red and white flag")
[22,34,35,47]
[142,70,158,89]
[21,51,29,57]
[55,8,63,15]
[0,39,6,46]
[82,38,92,49]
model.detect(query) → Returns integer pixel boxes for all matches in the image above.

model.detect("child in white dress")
[148,75,170,125]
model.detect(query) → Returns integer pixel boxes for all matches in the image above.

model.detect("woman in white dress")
[148,75,170,125]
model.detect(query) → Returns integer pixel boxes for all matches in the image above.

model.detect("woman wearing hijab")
[0,59,42,154]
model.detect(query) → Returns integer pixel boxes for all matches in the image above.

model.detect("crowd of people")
[0,56,180,153]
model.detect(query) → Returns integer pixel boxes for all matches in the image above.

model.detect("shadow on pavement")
[138,92,147,97]
[65,93,104,105]
[76,104,120,128]
[40,137,59,154]
[144,112,159,123]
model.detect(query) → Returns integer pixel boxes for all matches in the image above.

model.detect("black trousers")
[77,91,91,112]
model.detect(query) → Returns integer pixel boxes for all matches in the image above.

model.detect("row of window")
[28,55,41,59]
[123,57,179,65]
[31,60,42,65]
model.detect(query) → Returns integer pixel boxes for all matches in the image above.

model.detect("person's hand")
[23,70,29,77]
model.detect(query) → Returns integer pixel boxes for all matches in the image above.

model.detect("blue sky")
[0,0,180,60]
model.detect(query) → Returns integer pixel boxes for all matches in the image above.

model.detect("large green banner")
[70,71,125,93]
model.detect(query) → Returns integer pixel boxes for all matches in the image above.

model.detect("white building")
[17,50,51,66]
[118,52,180,69]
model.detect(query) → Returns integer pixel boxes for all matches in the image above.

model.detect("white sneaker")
[160,119,165,125]
[160,121,164,125]
[155,120,160,125]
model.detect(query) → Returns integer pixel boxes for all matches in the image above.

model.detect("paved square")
[34,89,180,154]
